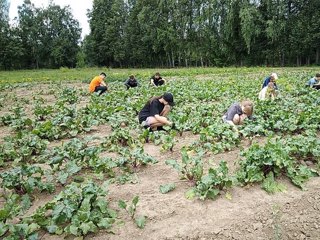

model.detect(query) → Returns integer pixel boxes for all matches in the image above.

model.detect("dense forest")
[0,0,319,69]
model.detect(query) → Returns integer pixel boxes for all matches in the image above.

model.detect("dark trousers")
[313,85,320,90]
[94,86,108,95]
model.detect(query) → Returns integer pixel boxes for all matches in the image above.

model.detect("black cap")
[163,92,175,106]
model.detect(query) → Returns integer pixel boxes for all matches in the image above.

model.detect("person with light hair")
[262,73,278,89]
[259,82,276,100]
[222,100,254,131]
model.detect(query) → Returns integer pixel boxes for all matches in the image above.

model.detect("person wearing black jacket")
[150,72,166,86]
[124,75,140,89]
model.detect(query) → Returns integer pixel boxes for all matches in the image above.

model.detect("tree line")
[1,0,319,70]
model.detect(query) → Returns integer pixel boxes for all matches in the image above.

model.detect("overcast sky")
[9,0,93,39]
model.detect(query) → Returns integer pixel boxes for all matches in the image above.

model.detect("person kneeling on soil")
[258,82,276,101]
[124,74,140,89]
[89,72,108,95]
[306,73,320,90]
[222,100,254,131]
[138,92,175,131]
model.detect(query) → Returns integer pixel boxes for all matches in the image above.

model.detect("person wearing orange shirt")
[89,72,108,95]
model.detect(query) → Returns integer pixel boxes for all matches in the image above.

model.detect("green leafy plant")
[166,148,204,185]
[237,137,319,191]
[118,196,146,229]
[0,164,54,195]
[117,147,158,172]
[0,133,48,166]
[21,181,117,237]
[187,160,233,200]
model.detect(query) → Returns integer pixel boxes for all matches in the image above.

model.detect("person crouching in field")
[222,100,254,131]
[306,73,320,90]
[89,72,108,95]
[262,73,278,90]
[138,92,174,131]
[124,75,140,89]
[259,82,276,101]
[150,72,166,86]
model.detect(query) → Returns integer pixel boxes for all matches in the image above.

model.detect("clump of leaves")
[48,138,101,184]
[166,148,204,185]
[0,132,48,166]
[118,196,146,229]
[237,137,318,192]
[117,147,158,172]
[0,106,34,132]
[33,103,53,121]
[187,160,233,200]
[102,128,136,151]
[21,181,117,237]
[198,123,241,154]
[0,164,54,195]
[55,87,79,104]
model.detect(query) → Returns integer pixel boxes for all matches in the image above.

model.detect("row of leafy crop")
[165,133,320,200]
[1,74,319,144]
[1,181,146,239]
[2,132,318,238]
[0,134,157,239]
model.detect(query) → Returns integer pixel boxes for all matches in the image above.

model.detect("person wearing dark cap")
[150,72,166,87]
[89,72,108,95]
[138,92,174,131]
[124,74,140,89]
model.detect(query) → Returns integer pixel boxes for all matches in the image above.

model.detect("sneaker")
[157,126,167,132]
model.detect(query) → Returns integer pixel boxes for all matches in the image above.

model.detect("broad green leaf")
[132,196,139,207]
[185,188,196,200]
[135,215,146,229]
[118,200,127,209]
[159,183,176,194]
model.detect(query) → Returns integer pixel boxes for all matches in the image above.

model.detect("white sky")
[9,0,93,39]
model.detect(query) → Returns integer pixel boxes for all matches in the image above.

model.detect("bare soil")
[1,84,319,240]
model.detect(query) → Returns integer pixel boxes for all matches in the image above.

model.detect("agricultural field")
[0,67,320,240]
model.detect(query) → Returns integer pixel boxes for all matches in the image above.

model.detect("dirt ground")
[1,83,320,240]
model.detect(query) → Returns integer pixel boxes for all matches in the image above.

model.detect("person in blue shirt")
[306,73,320,89]
[262,73,278,90]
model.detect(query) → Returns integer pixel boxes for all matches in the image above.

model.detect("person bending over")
[150,72,166,87]
[222,100,254,131]
[89,72,108,95]
[125,75,140,89]
[262,73,278,90]
[259,82,276,101]
[306,73,320,90]
[138,92,174,131]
